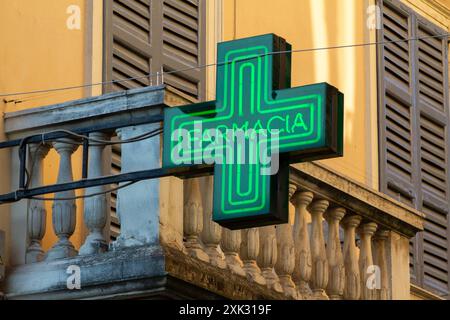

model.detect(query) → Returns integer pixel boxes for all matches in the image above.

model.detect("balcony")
[0,86,424,299]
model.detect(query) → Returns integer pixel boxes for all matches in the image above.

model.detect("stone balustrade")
[168,162,424,300]
[23,135,111,262]
[0,86,424,300]
[2,87,168,299]
[176,178,374,299]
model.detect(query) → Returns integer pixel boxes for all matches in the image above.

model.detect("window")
[377,0,449,297]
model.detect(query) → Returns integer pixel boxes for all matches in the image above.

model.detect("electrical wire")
[36,128,163,146]
[22,127,163,191]
[0,33,448,99]
[5,32,450,201]
[28,180,138,201]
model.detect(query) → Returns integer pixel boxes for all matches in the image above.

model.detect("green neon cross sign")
[163,34,343,229]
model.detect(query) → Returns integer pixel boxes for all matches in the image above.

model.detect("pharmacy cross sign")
[163,34,344,229]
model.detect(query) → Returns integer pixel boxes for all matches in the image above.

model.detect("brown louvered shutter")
[104,0,153,92]
[103,0,206,241]
[378,0,450,297]
[378,1,416,207]
[416,18,450,296]
[162,0,205,100]
[104,0,206,99]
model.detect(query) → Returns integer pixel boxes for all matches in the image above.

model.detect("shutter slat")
[112,24,152,59]
[424,232,447,253]
[383,3,409,34]
[419,73,444,94]
[165,0,198,18]
[418,50,443,75]
[421,155,446,179]
[113,1,150,31]
[419,64,444,83]
[418,29,444,53]
[419,83,444,104]
[383,29,409,52]
[113,45,149,74]
[163,2,198,31]
[115,0,150,19]
[385,58,410,83]
[386,104,410,129]
[163,32,198,64]
[164,71,199,96]
[421,140,445,162]
[382,13,408,38]
[424,254,448,276]
[163,20,198,44]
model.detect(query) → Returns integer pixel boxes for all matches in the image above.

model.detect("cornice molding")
[402,0,449,30]
[410,284,446,300]
[423,0,450,19]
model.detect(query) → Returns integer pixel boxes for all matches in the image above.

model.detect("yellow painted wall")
[0,0,447,265]
[0,0,86,112]
[221,0,448,190]
[0,0,103,257]
[222,0,380,188]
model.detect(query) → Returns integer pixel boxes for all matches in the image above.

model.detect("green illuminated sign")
[163,34,344,229]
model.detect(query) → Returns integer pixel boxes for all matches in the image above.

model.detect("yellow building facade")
[0,0,449,300]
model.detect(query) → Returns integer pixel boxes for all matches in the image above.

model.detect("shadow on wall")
[229,0,376,188]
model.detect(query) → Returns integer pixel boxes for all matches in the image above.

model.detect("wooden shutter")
[110,144,121,241]
[104,0,206,100]
[104,0,153,92]
[103,0,206,241]
[416,19,450,296]
[162,0,205,99]
[378,1,416,207]
[378,0,450,297]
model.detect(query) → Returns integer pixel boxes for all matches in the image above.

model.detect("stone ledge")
[4,85,165,138]
[164,245,288,300]
[410,284,445,300]
[3,245,166,300]
[2,244,288,300]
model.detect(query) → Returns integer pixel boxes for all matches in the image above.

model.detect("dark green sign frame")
[163,34,344,229]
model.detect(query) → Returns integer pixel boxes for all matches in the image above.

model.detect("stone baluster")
[358,222,378,300]
[258,226,282,292]
[325,207,346,300]
[221,228,246,276]
[342,215,362,300]
[183,178,209,262]
[25,144,50,263]
[373,230,390,300]
[45,139,78,260]
[309,199,329,299]
[79,133,109,255]
[200,176,226,268]
[240,228,266,285]
[274,184,298,299]
[292,190,313,299]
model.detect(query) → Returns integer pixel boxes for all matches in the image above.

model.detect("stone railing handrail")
[290,162,424,238]
[4,85,165,138]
